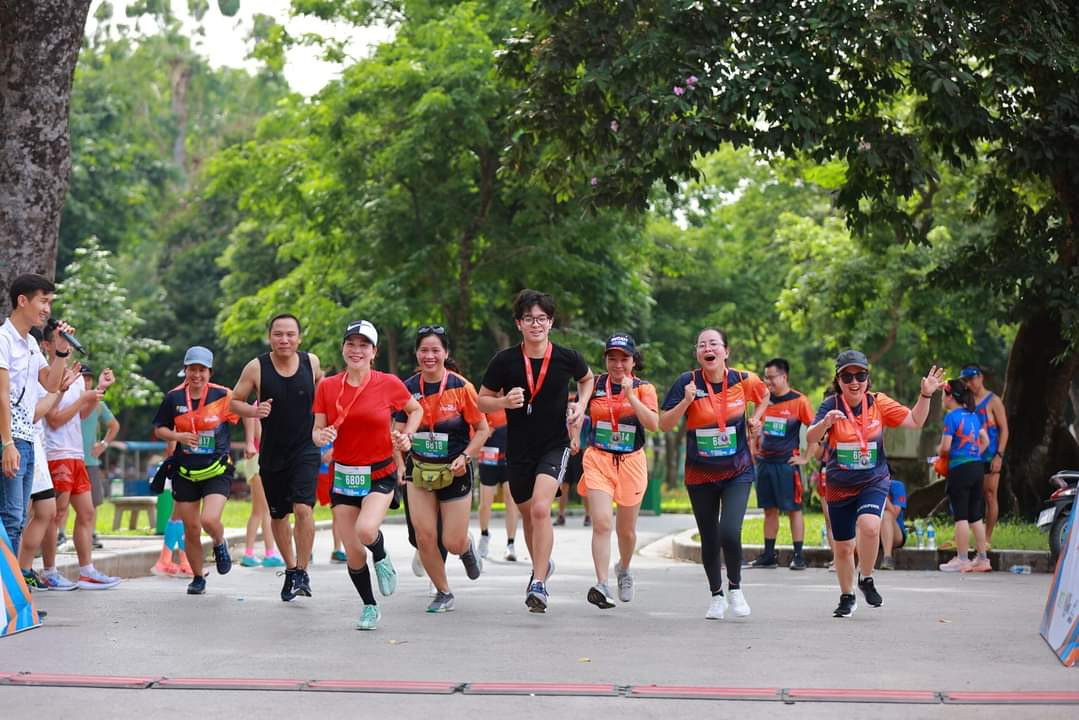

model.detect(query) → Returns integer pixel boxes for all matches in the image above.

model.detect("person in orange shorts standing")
[577,334,658,609]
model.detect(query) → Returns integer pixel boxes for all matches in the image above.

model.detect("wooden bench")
[111,496,157,531]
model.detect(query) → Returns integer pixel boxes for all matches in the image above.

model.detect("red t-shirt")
[313,371,412,467]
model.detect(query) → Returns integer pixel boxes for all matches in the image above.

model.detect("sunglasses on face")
[839,370,869,383]
[417,325,446,336]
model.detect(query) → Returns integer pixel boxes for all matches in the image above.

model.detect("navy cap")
[604,333,636,356]
[959,365,981,379]
[835,349,869,372]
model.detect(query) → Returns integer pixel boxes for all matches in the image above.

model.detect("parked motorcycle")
[1038,470,1079,566]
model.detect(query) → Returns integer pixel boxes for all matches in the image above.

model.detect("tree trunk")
[169,58,192,186]
[1001,311,1079,517]
[0,0,93,301]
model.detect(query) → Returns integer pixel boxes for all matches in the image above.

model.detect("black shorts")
[30,488,56,502]
[507,447,570,505]
[261,450,320,519]
[172,471,232,503]
[331,475,397,509]
[478,463,507,487]
[947,461,985,523]
[563,449,584,486]
[406,460,473,501]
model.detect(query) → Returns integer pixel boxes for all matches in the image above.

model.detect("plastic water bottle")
[820,526,828,547]
[926,522,937,550]
[1008,565,1032,575]
[915,521,925,549]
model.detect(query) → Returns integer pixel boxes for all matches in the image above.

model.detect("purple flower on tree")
[686,75,699,87]
[590,176,599,187]
[673,86,685,96]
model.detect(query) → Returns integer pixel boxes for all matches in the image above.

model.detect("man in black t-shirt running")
[479,289,593,613]
[231,314,324,602]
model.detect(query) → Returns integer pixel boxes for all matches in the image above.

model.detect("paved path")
[3,515,1073,718]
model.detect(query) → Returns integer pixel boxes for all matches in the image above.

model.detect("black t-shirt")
[152,385,232,470]
[480,343,590,464]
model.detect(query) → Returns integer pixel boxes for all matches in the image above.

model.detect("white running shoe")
[78,568,120,590]
[411,551,425,577]
[504,544,517,562]
[728,589,751,617]
[478,534,490,559]
[706,594,727,620]
[615,562,634,603]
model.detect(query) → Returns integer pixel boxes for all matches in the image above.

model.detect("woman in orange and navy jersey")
[578,334,658,609]
[394,326,490,614]
[477,407,520,561]
[659,328,768,621]
[806,350,943,618]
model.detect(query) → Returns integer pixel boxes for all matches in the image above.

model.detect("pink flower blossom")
[686,75,699,87]
[673,86,685,96]
[610,120,619,132]
[590,176,599,187]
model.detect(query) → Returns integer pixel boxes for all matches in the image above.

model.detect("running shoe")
[555,515,566,526]
[789,555,807,571]
[857,575,883,607]
[43,570,78,591]
[261,554,285,568]
[213,543,232,575]
[527,559,555,589]
[728,589,751,617]
[879,556,895,571]
[331,549,348,564]
[411,551,425,577]
[478,534,490,559]
[939,556,969,573]
[22,569,46,591]
[294,569,312,597]
[587,582,615,609]
[187,576,206,595]
[77,568,120,590]
[56,532,67,548]
[374,557,397,597]
[504,543,517,562]
[615,562,634,603]
[426,591,456,613]
[833,593,857,618]
[279,569,299,602]
[583,515,591,527]
[962,557,993,573]
[705,593,727,620]
[92,533,104,550]
[151,559,179,577]
[176,557,195,578]
[526,581,549,613]
[747,554,778,569]
[356,604,381,630]
[460,535,482,580]
[240,553,259,568]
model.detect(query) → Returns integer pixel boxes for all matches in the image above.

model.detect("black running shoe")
[748,554,778,569]
[187,576,207,595]
[280,569,299,602]
[789,555,807,571]
[294,568,312,597]
[833,593,857,618]
[460,535,482,580]
[213,542,232,575]
[858,575,883,607]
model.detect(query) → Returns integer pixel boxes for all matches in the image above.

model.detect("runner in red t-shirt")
[312,321,423,631]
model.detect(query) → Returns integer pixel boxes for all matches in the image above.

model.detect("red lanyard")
[606,373,630,433]
[522,342,553,415]
[334,371,373,429]
[184,383,204,434]
[422,370,450,433]
[840,393,870,452]
[699,368,729,429]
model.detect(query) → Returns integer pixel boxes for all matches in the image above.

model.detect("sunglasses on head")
[839,370,869,383]
[417,325,446,336]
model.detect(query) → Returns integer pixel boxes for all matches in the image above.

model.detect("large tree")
[503,0,1079,514]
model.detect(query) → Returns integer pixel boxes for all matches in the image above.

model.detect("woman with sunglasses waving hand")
[312,321,423,631]
[577,334,659,609]
[659,328,768,621]
[395,325,489,613]
[806,350,944,619]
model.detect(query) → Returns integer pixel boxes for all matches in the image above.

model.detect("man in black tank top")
[231,314,324,602]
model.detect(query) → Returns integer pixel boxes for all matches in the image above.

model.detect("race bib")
[479,446,502,466]
[187,430,217,455]
[696,426,738,457]
[333,463,372,497]
[412,431,449,458]
[763,416,787,437]
[594,421,636,452]
[836,442,878,470]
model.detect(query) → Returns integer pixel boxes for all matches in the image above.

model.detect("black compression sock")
[481,529,489,537]
[348,566,376,605]
[793,541,804,556]
[764,538,776,556]
[365,531,387,563]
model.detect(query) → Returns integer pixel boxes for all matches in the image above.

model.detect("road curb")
[669,529,1054,572]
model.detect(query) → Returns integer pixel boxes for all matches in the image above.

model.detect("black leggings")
[687,477,752,593]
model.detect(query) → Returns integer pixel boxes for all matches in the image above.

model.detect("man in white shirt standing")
[0,274,71,555]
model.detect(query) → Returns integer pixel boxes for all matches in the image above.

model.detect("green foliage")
[53,238,170,409]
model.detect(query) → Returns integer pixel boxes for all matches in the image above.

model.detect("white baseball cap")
[343,320,378,346]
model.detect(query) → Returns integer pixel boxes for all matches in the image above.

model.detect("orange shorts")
[578,447,648,507]
[49,458,92,495]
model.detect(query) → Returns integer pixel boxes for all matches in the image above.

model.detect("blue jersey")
[974,393,1000,460]
[888,478,907,530]
[943,408,984,469]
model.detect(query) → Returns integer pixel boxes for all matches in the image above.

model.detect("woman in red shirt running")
[312,321,423,631]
